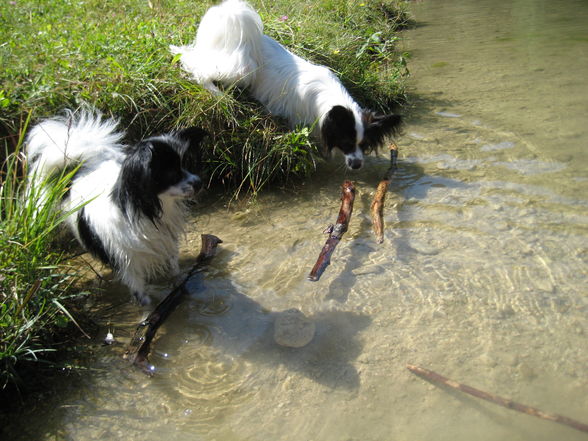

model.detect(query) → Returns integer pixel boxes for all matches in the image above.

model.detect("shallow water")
[6,0,588,440]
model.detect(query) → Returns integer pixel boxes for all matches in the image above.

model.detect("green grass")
[1,0,409,193]
[0,0,409,388]
[0,120,88,389]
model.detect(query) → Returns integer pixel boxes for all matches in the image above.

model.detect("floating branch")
[407,364,588,434]
[370,142,398,244]
[124,234,223,374]
[308,180,355,282]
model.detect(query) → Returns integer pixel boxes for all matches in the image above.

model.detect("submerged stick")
[407,364,588,434]
[371,179,389,244]
[124,234,222,374]
[370,142,398,243]
[308,180,355,282]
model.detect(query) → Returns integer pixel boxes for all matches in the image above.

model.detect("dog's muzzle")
[189,174,202,192]
[180,173,202,197]
[344,148,364,170]
[346,156,363,170]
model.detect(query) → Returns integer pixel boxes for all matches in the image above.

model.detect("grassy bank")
[1,0,409,193]
[0,127,87,389]
[0,0,409,388]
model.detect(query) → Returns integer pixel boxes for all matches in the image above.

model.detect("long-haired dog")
[26,110,206,305]
[170,0,401,170]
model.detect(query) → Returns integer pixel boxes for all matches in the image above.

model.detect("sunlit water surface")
[6,0,588,440]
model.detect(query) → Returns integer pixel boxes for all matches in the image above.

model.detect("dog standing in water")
[26,110,206,304]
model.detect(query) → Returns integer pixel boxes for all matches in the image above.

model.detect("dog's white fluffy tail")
[26,110,124,182]
[170,0,263,91]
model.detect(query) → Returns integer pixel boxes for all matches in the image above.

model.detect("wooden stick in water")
[407,364,588,434]
[370,142,398,244]
[124,234,222,374]
[371,179,389,244]
[308,180,355,281]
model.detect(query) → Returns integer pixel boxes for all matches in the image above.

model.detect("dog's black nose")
[347,158,363,170]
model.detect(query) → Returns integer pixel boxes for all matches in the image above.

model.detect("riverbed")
[6,0,588,439]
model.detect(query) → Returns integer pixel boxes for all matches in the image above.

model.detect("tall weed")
[0,121,85,388]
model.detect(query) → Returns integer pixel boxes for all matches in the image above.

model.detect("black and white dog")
[26,110,206,305]
[170,0,401,170]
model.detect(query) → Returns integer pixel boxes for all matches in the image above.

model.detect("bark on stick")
[370,142,398,243]
[308,180,355,282]
[407,364,588,434]
[124,234,222,374]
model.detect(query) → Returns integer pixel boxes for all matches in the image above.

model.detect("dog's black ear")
[321,106,357,157]
[176,127,208,174]
[361,112,402,151]
[176,127,208,148]
[116,141,163,223]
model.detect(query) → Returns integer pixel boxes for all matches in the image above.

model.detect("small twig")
[124,234,222,374]
[78,254,107,282]
[407,364,588,434]
[308,180,355,281]
[370,142,398,243]
[52,298,91,339]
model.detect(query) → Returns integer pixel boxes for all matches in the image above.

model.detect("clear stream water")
[6,0,588,440]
